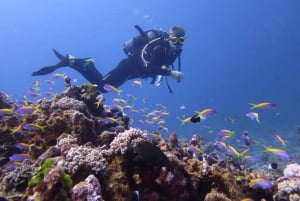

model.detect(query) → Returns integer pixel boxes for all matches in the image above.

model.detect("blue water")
[1,0,300,157]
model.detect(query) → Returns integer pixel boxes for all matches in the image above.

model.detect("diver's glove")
[170,70,183,82]
[154,75,163,86]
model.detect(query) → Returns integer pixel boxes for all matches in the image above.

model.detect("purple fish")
[15,143,29,151]
[14,107,35,114]
[9,154,31,161]
[244,156,258,163]
[246,112,260,123]
[216,151,226,160]
[22,123,46,131]
[103,84,121,95]
[249,178,273,189]
[215,141,226,150]
[4,161,22,170]
[273,151,293,160]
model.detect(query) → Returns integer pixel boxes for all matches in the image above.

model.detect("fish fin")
[199,115,206,120]
[249,103,256,109]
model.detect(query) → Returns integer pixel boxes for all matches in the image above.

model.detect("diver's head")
[168,25,185,50]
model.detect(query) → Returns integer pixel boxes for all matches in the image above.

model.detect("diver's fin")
[32,66,57,76]
[134,25,146,38]
[52,48,65,60]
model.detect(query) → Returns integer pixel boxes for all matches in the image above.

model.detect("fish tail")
[41,126,47,132]
[249,103,257,109]
[117,90,122,96]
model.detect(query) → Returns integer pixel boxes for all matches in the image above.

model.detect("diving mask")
[169,36,185,45]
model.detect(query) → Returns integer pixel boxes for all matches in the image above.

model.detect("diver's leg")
[102,59,136,89]
[32,49,104,85]
[71,59,104,88]
[32,53,74,76]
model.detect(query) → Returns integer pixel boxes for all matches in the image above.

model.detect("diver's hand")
[170,70,183,82]
[154,75,163,86]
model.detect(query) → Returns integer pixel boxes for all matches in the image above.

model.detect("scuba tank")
[123,25,161,58]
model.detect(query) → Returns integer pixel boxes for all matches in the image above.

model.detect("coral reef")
[0,84,293,201]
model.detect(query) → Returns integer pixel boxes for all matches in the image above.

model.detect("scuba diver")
[32,25,185,93]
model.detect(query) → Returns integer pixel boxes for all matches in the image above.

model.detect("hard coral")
[274,177,300,201]
[71,174,103,201]
[155,167,189,200]
[50,97,87,113]
[102,155,134,201]
[204,189,232,201]
[283,163,300,177]
[0,164,34,199]
[62,110,97,143]
[106,127,145,156]
[57,144,107,177]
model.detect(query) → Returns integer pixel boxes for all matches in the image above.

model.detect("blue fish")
[249,178,273,189]
[9,153,31,162]
[4,161,22,170]
[274,151,293,160]
[14,106,36,114]
[22,123,46,132]
[15,143,30,151]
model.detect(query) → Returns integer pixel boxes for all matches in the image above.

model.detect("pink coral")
[106,127,146,155]
[283,163,300,178]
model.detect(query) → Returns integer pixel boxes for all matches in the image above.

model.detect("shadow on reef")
[0,81,296,201]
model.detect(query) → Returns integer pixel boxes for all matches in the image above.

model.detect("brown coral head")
[169,132,178,146]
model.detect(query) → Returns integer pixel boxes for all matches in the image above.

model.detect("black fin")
[134,25,146,38]
[32,65,57,76]
[52,48,65,60]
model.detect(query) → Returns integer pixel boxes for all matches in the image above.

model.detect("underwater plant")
[28,158,53,187]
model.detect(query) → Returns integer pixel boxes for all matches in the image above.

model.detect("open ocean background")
[1,0,300,159]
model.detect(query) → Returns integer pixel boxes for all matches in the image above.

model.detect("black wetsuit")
[32,30,182,93]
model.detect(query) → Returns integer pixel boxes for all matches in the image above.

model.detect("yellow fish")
[94,95,104,109]
[103,84,122,96]
[180,117,191,125]
[249,102,276,109]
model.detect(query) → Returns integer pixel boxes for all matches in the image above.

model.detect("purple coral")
[71,174,103,201]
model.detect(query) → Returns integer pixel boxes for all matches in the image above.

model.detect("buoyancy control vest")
[123,25,182,93]
[124,26,166,58]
